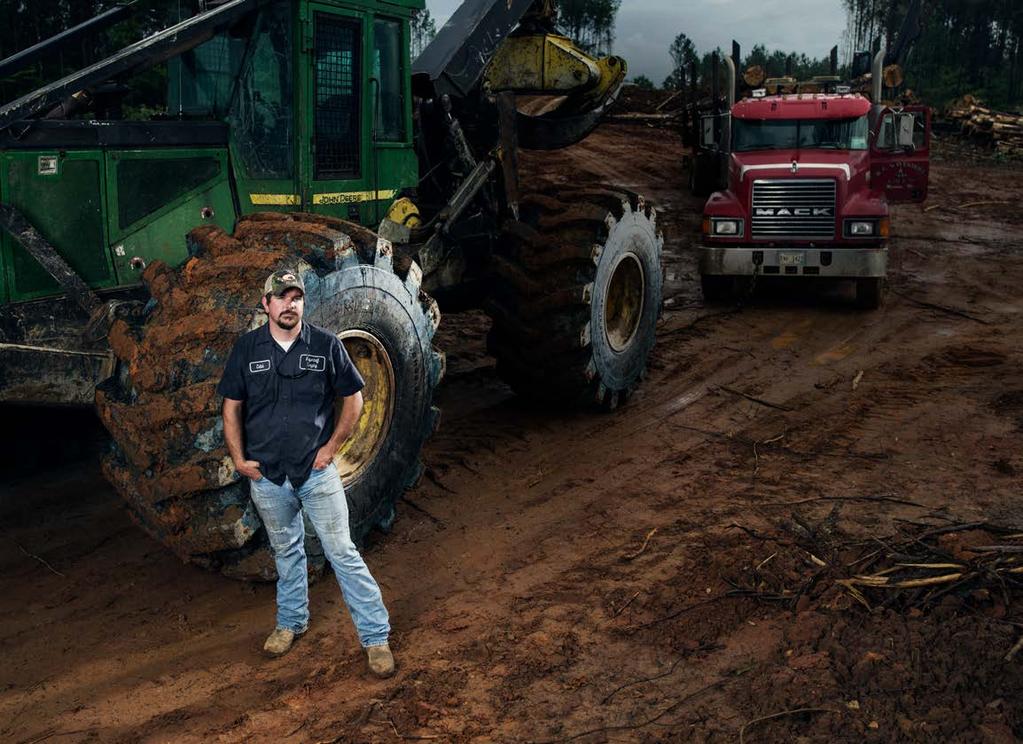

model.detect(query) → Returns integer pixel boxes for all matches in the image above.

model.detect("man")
[217,268,395,677]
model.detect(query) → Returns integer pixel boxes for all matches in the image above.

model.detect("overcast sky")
[425,0,850,85]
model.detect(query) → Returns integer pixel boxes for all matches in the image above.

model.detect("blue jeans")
[249,463,390,647]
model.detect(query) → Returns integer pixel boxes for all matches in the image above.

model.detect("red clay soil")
[2,125,1023,743]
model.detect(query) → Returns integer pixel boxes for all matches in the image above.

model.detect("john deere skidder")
[0,0,663,578]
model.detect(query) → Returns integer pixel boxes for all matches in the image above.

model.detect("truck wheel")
[700,275,734,304]
[855,277,884,310]
[487,188,663,409]
[95,213,443,580]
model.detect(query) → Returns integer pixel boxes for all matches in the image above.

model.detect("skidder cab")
[696,45,930,309]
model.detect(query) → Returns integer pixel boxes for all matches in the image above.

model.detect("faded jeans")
[249,463,390,647]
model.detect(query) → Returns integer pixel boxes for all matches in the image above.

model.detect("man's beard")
[274,312,299,330]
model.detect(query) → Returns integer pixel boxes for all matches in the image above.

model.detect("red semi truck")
[697,47,930,308]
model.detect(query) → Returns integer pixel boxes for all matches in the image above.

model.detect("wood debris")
[946,94,1023,159]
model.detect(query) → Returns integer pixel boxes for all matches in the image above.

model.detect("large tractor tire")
[487,188,663,409]
[95,213,443,580]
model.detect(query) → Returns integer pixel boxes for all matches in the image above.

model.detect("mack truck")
[0,0,663,578]
[692,41,929,309]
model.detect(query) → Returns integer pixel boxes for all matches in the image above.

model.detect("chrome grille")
[751,179,837,239]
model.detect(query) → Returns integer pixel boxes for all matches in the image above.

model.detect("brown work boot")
[263,627,304,657]
[366,643,395,678]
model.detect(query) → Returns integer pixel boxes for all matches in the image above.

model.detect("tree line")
[634,33,836,95]
[632,3,1022,111]
[844,0,1022,108]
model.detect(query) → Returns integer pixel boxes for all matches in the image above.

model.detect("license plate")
[779,251,805,266]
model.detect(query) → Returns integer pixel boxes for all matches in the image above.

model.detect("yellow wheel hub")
[333,330,395,485]
[604,252,645,352]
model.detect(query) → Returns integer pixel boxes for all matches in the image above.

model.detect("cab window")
[372,19,405,142]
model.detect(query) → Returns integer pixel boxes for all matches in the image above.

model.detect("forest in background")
[1,0,1021,113]
[843,0,1022,109]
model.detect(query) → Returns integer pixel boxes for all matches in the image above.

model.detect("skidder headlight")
[711,218,743,237]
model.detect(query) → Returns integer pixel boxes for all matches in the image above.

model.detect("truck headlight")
[844,219,880,238]
[711,218,743,237]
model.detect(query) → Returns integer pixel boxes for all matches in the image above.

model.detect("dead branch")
[610,591,641,618]
[655,91,680,111]
[626,596,725,632]
[890,289,992,325]
[761,494,934,509]
[738,707,838,744]
[622,528,659,561]
[600,656,686,704]
[536,675,735,743]
[716,384,794,412]
[957,200,1008,209]
[388,717,442,740]
[1004,635,1023,662]
[7,535,66,578]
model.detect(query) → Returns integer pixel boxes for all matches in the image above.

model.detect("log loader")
[0,0,663,578]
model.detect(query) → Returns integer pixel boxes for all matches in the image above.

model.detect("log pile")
[946,94,1023,158]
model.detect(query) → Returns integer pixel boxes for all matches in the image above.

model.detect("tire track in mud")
[8,130,1023,744]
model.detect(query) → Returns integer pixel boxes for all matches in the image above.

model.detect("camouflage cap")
[263,269,305,298]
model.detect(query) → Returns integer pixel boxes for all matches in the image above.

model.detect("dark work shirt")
[217,321,365,487]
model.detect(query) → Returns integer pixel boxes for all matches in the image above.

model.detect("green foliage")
[631,74,654,89]
[842,0,1023,109]
[0,0,179,115]
[411,8,437,60]
[557,0,621,57]
[664,32,698,89]
[665,36,840,95]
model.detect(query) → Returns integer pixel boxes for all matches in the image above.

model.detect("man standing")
[218,269,395,677]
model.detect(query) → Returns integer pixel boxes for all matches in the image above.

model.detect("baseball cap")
[264,269,305,298]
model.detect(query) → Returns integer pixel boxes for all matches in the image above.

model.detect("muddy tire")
[855,277,884,310]
[487,188,663,409]
[95,213,443,580]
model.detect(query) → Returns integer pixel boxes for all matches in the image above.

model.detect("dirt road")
[2,124,1023,743]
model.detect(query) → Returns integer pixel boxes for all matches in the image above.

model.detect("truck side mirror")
[895,112,915,149]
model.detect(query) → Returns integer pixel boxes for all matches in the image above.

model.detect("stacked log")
[946,95,1023,157]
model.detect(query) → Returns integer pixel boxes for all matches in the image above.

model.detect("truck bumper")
[699,246,887,278]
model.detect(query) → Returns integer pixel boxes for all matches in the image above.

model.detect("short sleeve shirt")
[217,321,365,487]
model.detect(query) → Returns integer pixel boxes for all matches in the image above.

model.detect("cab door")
[871,105,930,203]
[302,4,371,222]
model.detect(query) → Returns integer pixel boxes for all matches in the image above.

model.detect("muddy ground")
[3,123,1023,743]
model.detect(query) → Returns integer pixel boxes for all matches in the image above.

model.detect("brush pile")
[727,507,1023,616]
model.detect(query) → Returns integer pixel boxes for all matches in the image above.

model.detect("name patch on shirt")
[249,359,271,373]
[300,354,326,372]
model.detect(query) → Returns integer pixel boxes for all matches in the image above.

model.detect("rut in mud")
[2,124,1023,743]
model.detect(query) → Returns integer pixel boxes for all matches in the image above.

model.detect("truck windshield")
[732,115,869,152]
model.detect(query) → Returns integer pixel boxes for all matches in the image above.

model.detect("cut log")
[743,65,766,87]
